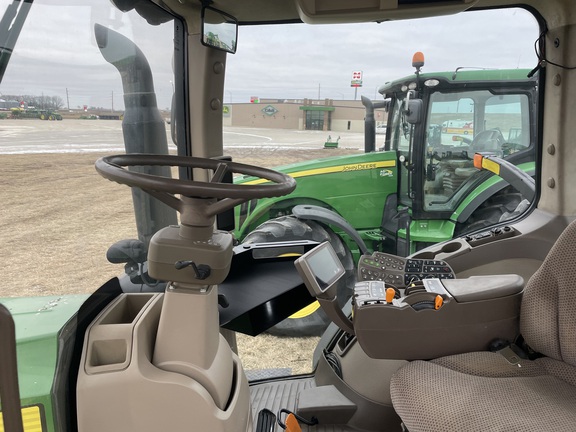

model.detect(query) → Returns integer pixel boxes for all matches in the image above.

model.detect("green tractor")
[10,108,62,120]
[235,54,537,335]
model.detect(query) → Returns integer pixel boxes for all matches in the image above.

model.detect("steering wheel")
[95,154,296,218]
[470,129,505,153]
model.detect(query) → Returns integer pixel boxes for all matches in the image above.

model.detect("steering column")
[93,154,295,428]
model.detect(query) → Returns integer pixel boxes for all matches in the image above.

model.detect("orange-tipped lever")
[285,413,302,432]
[434,295,444,310]
[386,287,396,304]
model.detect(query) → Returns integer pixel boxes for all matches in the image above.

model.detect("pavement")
[0,119,366,154]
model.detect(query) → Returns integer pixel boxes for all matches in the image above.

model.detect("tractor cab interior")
[3,0,576,432]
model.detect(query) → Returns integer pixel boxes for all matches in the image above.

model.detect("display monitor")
[294,241,345,297]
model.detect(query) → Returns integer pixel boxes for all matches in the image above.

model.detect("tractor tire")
[243,216,355,337]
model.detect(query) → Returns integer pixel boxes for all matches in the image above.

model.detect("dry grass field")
[0,145,360,374]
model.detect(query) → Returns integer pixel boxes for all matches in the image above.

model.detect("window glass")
[423,90,532,212]
[0,0,177,299]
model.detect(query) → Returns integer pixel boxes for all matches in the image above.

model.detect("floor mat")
[246,368,292,381]
[249,377,359,432]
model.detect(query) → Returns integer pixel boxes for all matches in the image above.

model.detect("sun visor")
[295,0,479,24]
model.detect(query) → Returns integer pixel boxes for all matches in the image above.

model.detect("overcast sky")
[0,2,539,110]
[225,8,539,103]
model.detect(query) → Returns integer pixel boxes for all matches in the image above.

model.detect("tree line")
[1,94,65,110]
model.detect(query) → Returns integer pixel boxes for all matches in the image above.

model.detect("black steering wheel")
[470,129,504,153]
[95,154,296,217]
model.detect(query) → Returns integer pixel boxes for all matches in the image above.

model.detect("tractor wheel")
[243,216,355,337]
[40,114,46,120]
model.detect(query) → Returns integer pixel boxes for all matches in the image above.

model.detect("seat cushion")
[390,352,576,432]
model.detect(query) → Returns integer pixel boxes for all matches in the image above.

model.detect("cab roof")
[378,68,535,95]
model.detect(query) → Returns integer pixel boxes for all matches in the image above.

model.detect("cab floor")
[249,376,358,432]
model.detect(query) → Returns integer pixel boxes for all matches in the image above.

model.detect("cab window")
[423,90,532,214]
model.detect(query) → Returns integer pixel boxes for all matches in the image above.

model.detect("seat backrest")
[520,219,576,365]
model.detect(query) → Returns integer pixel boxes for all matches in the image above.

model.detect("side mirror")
[405,99,423,124]
[201,6,238,54]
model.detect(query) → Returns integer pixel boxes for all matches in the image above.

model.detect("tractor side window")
[0,0,178,295]
[422,90,533,224]
[484,94,530,155]
[428,98,474,148]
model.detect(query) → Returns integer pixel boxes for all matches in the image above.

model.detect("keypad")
[358,252,454,288]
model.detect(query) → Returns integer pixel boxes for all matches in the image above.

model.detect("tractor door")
[412,85,537,249]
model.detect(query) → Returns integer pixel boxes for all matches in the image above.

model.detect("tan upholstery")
[390,220,576,431]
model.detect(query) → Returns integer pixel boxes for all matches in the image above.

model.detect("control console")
[464,225,516,246]
[358,251,455,287]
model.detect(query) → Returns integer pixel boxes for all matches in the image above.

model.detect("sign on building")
[261,105,278,116]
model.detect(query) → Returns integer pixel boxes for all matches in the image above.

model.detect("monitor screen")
[295,241,345,295]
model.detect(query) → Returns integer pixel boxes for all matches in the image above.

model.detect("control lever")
[174,260,211,280]
[385,287,397,304]
[106,239,147,264]
[106,239,160,287]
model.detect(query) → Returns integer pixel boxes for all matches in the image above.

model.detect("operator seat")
[390,218,576,431]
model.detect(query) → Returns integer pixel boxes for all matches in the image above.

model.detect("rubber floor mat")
[249,377,359,432]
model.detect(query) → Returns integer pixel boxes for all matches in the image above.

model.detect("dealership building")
[222,98,387,132]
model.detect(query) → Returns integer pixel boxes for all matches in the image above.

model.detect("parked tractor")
[10,108,63,120]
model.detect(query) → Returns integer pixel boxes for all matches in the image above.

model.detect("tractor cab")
[376,53,538,253]
[4,1,576,432]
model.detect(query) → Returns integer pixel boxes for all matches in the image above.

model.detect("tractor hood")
[235,150,396,185]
